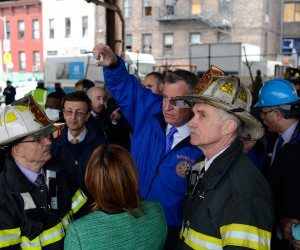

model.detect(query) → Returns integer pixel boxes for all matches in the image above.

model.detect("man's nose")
[164,100,173,110]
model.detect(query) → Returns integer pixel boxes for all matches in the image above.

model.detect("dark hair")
[48,91,64,100]
[145,72,165,84]
[62,92,92,112]
[85,144,144,218]
[165,69,199,93]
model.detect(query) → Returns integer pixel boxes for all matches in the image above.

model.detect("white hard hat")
[173,65,264,140]
[0,96,57,146]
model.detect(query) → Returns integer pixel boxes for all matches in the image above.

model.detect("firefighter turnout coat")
[0,156,88,249]
[177,139,274,250]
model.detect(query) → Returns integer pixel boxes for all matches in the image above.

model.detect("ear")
[159,83,164,92]
[273,109,283,121]
[11,144,21,157]
[222,119,238,136]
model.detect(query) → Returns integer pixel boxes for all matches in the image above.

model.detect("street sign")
[3,52,12,64]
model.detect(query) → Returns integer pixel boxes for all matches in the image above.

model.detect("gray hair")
[217,108,243,137]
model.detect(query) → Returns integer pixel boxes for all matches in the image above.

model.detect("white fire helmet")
[172,65,264,141]
[0,96,57,146]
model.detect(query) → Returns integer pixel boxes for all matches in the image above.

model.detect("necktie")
[275,135,284,154]
[71,138,79,144]
[35,173,47,189]
[165,127,178,155]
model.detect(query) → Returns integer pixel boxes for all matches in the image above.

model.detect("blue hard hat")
[254,78,300,107]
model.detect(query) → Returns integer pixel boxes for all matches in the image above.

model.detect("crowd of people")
[0,42,300,250]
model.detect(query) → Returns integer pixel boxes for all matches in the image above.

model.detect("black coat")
[177,139,274,249]
[86,106,132,151]
[0,156,88,249]
[3,86,16,105]
[267,121,300,250]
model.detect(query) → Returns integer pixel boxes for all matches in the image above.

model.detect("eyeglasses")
[169,99,193,108]
[259,109,275,118]
[63,109,88,117]
[19,135,50,144]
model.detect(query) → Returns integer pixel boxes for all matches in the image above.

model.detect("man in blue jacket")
[93,43,202,249]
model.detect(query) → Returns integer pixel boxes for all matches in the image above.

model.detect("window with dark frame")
[18,20,25,40]
[126,34,132,51]
[143,0,152,16]
[284,2,300,22]
[65,17,71,38]
[32,19,40,40]
[190,33,201,44]
[19,51,26,70]
[82,16,88,37]
[165,0,175,15]
[164,33,174,53]
[142,34,152,54]
[33,51,40,71]
[124,0,133,19]
[49,19,54,39]
[6,21,10,40]
[191,0,201,15]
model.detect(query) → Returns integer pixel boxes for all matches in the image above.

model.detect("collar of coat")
[201,138,243,190]
[3,156,64,194]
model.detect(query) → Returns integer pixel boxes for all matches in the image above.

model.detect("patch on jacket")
[176,161,191,178]
[20,192,37,210]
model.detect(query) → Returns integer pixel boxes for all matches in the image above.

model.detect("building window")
[6,21,10,40]
[142,34,152,54]
[82,16,88,37]
[143,0,152,16]
[165,0,175,15]
[219,0,230,19]
[164,33,174,53]
[65,18,71,38]
[18,20,25,40]
[19,51,26,70]
[126,34,132,51]
[191,0,201,15]
[284,3,300,22]
[33,51,40,71]
[49,19,54,39]
[190,33,201,44]
[124,0,133,19]
[32,19,40,40]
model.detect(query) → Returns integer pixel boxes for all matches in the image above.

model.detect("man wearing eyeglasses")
[93,43,202,249]
[51,91,107,198]
[0,96,88,249]
[255,79,300,250]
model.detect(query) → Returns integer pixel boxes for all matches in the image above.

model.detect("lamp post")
[0,16,9,81]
